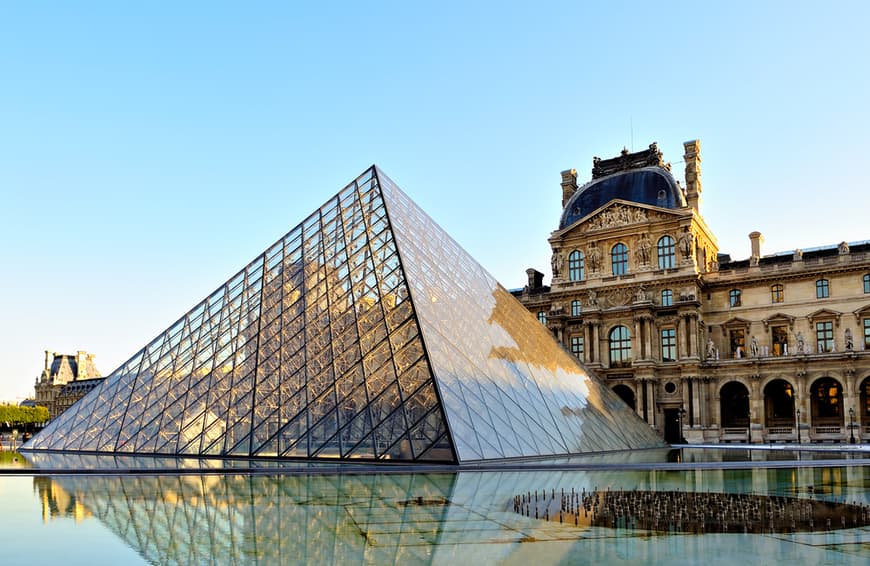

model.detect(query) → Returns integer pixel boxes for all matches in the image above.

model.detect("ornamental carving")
[584,205,648,231]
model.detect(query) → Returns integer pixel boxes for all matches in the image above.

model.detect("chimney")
[749,231,763,265]
[44,350,53,371]
[526,268,544,291]
[683,140,702,212]
[561,169,578,208]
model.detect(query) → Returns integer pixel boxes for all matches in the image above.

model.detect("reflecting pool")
[2,451,870,564]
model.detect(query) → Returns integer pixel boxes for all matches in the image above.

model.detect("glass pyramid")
[25,166,662,463]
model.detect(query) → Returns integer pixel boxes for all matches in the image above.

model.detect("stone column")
[591,322,600,364]
[644,317,653,360]
[634,318,644,359]
[677,316,687,360]
[689,315,699,358]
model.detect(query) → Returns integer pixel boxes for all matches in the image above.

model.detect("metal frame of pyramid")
[24,166,662,463]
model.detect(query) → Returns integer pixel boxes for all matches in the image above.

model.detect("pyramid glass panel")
[24,166,662,463]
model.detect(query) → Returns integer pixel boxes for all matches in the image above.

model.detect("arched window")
[770,284,784,303]
[729,289,741,307]
[661,289,673,307]
[611,243,628,275]
[816,278,830,298]
[609,325,632,367]
[568,250,585,281]
[811,377,843,423]
[571,299,582,317]
[657,236,676,269]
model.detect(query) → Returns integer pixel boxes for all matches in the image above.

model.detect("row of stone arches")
[611,376,870,441]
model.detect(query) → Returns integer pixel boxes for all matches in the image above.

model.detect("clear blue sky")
[2,1,869,400]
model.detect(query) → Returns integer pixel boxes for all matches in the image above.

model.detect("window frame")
[608,325,632,367]
[611,243,629,276]
[567,250,585,281]
[729,289,742,307]
[864,274,870,294]
[657,235,676,269]
[570,335,584,360]
[660,327,676,362]
[570,299,582,317]
[816,278,830,299]
[770,284,784,304]
[815,320,834,353]
[537,311,547,325]
[661,289,673,307]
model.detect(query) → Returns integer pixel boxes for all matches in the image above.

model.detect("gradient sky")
[2,1,869,401]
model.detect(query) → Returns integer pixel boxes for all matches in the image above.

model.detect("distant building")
[516,141,870,444]
[34,351,104,421]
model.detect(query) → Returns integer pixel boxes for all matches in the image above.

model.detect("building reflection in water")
[34,465,870,564]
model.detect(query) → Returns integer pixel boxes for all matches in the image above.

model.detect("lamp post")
[849,407,856,444]
[796,408,801,445]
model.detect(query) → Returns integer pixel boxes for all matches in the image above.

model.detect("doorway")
[663,408,682,444]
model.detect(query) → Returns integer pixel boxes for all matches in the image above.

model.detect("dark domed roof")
[559,167,685,229]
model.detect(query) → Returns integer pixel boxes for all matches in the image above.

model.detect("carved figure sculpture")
[678,228,695,259]
[551,252,563,278]
[845,328,854,351]
[636,233,652,265]
[587,242,602,272]
[750,336,759,357]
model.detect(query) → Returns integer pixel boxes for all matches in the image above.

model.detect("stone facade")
[517,141,870,444]
[34,351,104,421]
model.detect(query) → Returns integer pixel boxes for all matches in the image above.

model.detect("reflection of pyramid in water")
[26,166,662,462]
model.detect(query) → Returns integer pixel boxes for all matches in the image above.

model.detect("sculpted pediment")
[568,201,683,235]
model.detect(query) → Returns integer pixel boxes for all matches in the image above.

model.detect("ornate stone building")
[516,141,870,444]
[34,350,104,421]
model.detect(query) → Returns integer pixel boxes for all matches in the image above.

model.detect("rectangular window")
[611,243,628,276]
[864,318,870,350]
[771,325,788,356]
[661,289,673,307]
[816,279,829,299]
[571,299,582,317]
[537,311,547,325]
[816,321,834,353]
[660,328,676,362]
[570,335,584,360]
[729,289,741,307]
[771,284,784,303]
[864,274,870,294]
[729,329,745,358]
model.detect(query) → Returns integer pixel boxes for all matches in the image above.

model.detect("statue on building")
[750,335,759,357]
[845,328,854,351]
[634,284,648,302]
[588,290,599,309]
[838,241,850,254]
[793,249,803,261]
[587,241,602,272]
[636,233,652,265]
[551,251,563,278]
[795,331,805,355]
[678,227,695,259]
[706,338,716,360]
